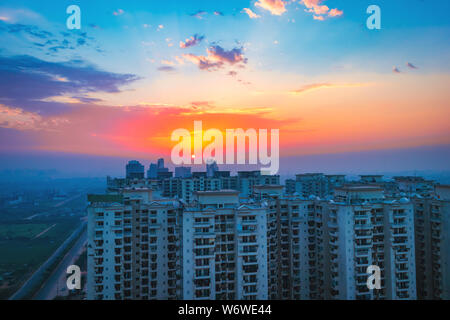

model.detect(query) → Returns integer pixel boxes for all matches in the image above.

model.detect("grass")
[0,219,79,300]
[0,223,50,239]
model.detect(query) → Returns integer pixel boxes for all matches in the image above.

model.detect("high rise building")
[161,171,278,203]
[285,173,346,198]
[175,166,192,179]
[89,171,423,301]
[394,176,435,197]
[413,185,450,299]
[157,158,165,170]
[87,189,181,300]
[238,171,280,197]
[182,190,268,300]
[252,185,325,300]
[147,163,158,179]
[206,160,219,178]
[125,160,145,179]
[325,186,417,300]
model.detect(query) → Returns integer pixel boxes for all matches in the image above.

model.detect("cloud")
[0,55,139,115]
[179,34,205,49]
[113,9,124,16]
[183,45,247,71]
[243,8,261,19]
[1,22,52,39]
[0,101,292,157]
[392,66,401,74]
[158,66,176,72]
[406,62,418,69]
[328,8,343,17]
[214,11,224,16]
[161,59,175,66]
[0,8,42,24]
[290,82,368,94]
[300,0,343,20]
[191,10,207,19]
[1,22,99,54]
[0,104,68,131]
[208,46,248,65]
[255,0,287,16]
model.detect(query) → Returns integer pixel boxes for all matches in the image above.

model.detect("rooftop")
[194,190,239,196]
[335,185,383,192]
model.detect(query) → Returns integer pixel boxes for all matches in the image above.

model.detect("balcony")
[355,224,372,230]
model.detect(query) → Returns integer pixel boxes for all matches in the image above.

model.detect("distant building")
[360,175,384,184]
[237,171,280,197]
[157,158,165,170]
[175,166,192,178]
[285,173,346,198]
[147,163,158,179]
[213,171,231,178]
[394,176,435,197]
[147,159,171,180]
[206,160,219,178]
[125,160,145,179]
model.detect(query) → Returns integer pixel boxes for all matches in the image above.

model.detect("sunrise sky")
[0,0,449,175]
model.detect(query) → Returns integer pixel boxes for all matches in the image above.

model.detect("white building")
[325,186,417,300]
[182,190,268,300]
[252,185,325,300]
[87,189,181,300]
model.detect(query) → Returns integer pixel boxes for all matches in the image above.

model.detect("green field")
[0,223,50,239]
[0,219,79,299]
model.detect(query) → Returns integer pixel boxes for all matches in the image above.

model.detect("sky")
[0,0,449,176]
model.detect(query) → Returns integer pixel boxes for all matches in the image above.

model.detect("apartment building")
[285,173,346,198]
[394,176,435,197]
[182,190,268,300]
[324,186,417,300]
[252,185,325,300]
[87,188,181,300]
[161,171,278,202]
[90,167,424,301]
[238,171,280,197]
[413,185,450,299]
[162,176,222,202]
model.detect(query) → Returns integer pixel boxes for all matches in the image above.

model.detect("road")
[33,229,87,300]
[9,220,86,300]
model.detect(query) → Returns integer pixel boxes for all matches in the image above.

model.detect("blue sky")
[0,0,449,176]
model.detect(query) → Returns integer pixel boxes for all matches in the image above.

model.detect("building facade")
[413,185,450,299]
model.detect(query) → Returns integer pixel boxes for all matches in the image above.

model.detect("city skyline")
[0,0,449,176]
[86,164,450,300]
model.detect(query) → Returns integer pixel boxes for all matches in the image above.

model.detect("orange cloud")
[0,104,68,131]
[328,8,343,17]
[290,82,368,94]
[182,45,247,71]
[301,0,343,20]
[255,0,287,16]
[243,8,261,19]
